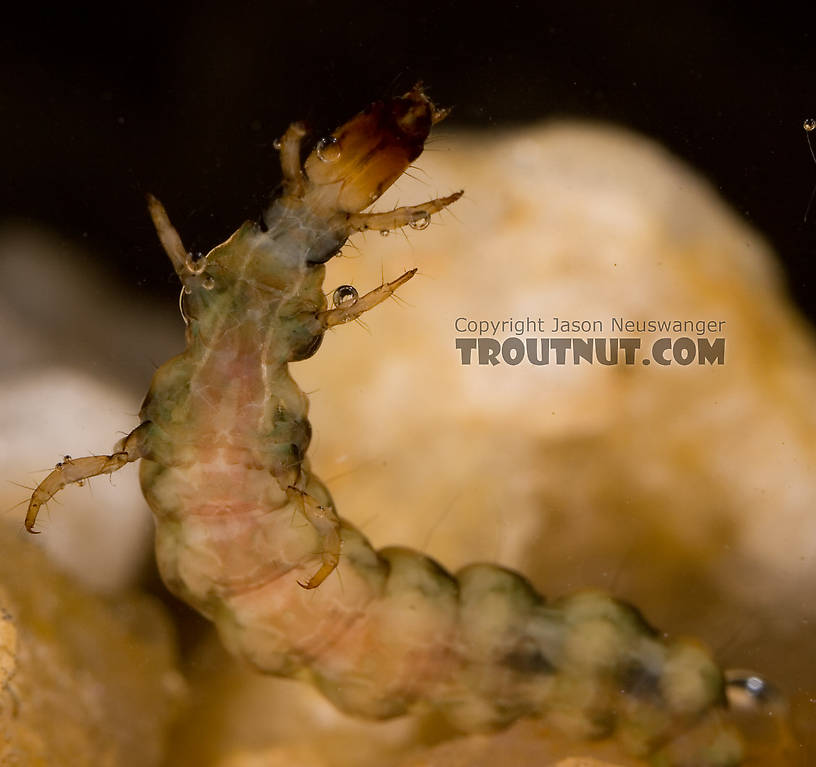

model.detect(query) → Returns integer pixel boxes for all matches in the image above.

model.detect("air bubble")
[408,213,431,230]
[805,118,816,132]
[745,676,765,695]
[332,285,359,308]
[272,138,282,150]
[316,136,341,163]
[380,230,390,237]
[202,276,215,291]
[183,285,193,295]
[185,252,207,275]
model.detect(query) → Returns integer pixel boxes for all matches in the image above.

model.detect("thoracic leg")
[146,195,188,278]
[278,122,308,196]
[286,486,342,589]
[25,422,149,533]
[345,191,462,234]
[319,269,417,328]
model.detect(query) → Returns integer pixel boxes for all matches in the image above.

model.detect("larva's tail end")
[302,85,446,213]
[723,670,802,766]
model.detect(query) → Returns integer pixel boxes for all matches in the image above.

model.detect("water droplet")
[202,276,215,290]
[316,136,341,163]
[185,252,207,275]
[408,213,431,230]
[332,285,359,308]
[745,676,766,695]
[805,118,816,132]
[272,138,282,150]
[380,229,390,237]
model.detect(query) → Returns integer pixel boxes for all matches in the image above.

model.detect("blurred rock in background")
[0,227,183,592]
[0,524,183,765]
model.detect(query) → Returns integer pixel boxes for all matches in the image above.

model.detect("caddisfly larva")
[25,86,789,766]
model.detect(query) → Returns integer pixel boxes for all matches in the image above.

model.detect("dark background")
[2,2,816,318]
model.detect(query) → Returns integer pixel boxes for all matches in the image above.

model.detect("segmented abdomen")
[141,419,736,764]
[24,87,753,767]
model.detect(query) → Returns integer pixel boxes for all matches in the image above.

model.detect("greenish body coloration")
[26,88,767,766]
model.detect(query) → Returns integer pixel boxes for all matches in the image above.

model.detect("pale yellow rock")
[0,524,183,767]
[304,120,816,613]
[167,121,815,765]
[299,121,816,748]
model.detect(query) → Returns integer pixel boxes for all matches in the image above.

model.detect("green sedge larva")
[26,86,782,766]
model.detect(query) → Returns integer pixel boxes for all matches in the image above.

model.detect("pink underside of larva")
[150,306,461,696]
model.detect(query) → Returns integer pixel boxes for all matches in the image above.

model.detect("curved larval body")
[27,87,766,766]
